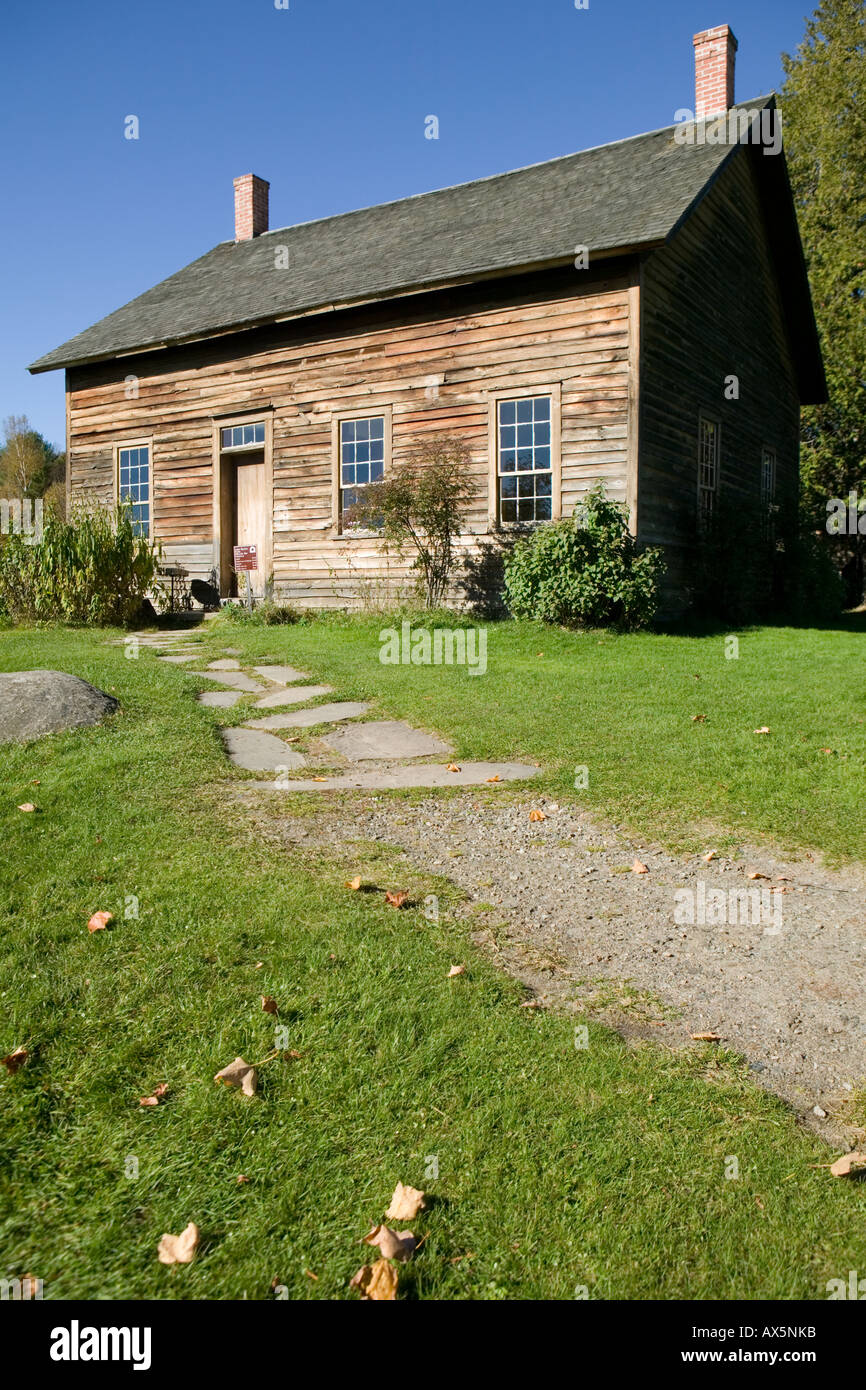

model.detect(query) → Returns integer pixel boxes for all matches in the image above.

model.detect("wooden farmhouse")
[30,25,824,615]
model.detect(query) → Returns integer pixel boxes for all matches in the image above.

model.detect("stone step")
[197,671,266,692]
[252,665,310,684]
[222,727,306,772]
[252,684,334,709]
[320,719,451,761]
[243,701,370,731]
[198,691,243,708]
[207,659,241,670]
[261,762,541,792]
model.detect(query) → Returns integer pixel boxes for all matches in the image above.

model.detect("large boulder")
[0,670,119,744]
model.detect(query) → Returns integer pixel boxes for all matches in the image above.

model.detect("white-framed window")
[697,415,720,528]
[220,421,265,451]
[337,413,386,527]
[117,443,150,537]
[761,448,776,507]
[496,395,553,524]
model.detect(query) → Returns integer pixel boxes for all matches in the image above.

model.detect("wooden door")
[235,459,271,598]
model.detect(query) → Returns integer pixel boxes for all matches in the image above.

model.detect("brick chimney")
[693,25,738,120]
[233,174,269,241]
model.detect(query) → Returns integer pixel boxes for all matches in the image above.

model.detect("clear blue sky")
[2,0,810,448]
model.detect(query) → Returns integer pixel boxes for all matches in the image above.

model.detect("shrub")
[503,485,664,629]
[221,599,300,626]
[0,499,161,626]
[343,434,476,609]
[779,532,845,621]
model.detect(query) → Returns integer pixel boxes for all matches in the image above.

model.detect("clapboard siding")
[638,144,801,608]
[67,263,636,606]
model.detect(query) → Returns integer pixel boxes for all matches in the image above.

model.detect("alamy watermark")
[674,106,782,157]
[0,497,43,543]
[826,491,866,536]
[379,621,487,675]
[674,881,783,934]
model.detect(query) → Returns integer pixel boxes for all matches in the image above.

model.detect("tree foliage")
[0,415,66,506]
[781,0,866,596]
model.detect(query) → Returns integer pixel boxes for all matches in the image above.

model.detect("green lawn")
[1,617,864,1300]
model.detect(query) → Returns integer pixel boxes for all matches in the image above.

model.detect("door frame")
[211,411,274,597]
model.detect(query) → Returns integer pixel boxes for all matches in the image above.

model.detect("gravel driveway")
[245,788,866,1142]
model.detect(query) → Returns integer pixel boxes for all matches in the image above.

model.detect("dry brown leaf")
[17,803,36,813]
[691,1032,721,1042]
[691,714,707,723]
[754,726,771,735]
[747,871,769,881]
[312,776,328,783]
[350,1259,399,1300]
[703,851,717,863]
[446,763,461,773]
[528,809,546,823]
[448,964,466,978]
[385,1181,426,1221]
[346,876,362,891]
[632,860,649,875]
[261,996,278,1015]
[1,1046,28,1075]
[304,1269,318,1281]
[362,1224,416,1262]
[237,1174,251,1185]
[87,911,113,933]
[485,774,502,783]
[214,1056,257,1097]
[139,1083,168,1107]
[384,890,409,909]
[157,1222,199,1265]
[830,1151,866,1178]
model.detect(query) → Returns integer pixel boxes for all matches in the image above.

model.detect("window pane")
[356,419,369,441]
[355,463,369,485]
[370,440,384,462]
[500,425,516,449]
[536,496,552,520]
[518,499,535,521]
[516,450,533,470]
[342,465,354,485]
[534,447,550,471]
[370,458,384,482]
[342,421,356,443]
[370,418,384,439]
[500,449,516,472]
[533,397,550,421]
[518,475,534,497]
[517,424,533,448]
[536,473,551,496]
[534,422,550,445]
[254,422,265,443]
[499,401,516,425]
[501,475,517,498]
[501,498,517,523]
[516,400,533,423]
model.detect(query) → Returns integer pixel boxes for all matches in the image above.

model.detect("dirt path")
[243,787,866,1142]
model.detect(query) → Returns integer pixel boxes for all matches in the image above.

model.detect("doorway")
[218,449,273,599]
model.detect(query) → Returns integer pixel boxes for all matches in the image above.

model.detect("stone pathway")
[126,626,540,791]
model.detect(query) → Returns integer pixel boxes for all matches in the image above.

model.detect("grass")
[1,618,865,1300]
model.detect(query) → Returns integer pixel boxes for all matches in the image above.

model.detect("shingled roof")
[30,100,778,375]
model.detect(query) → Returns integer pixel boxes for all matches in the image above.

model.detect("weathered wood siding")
[67,263,636,605]
[639,143,801,609]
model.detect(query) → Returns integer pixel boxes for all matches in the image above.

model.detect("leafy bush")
[221,599,300,626]
[503,485,664,629]
[0,499,160,626]
[343,434,476,608]
[779,532,845,621]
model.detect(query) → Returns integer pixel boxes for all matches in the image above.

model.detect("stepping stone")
[222,727,306,772]
[208,659,241,670]
[197,671,265,692]
[222,648,243,656]
[252,665,310,684]
[253,684,334,709]
[262,762,541,792]
[320,719,451,761]
[244,701,370,731]
[159,654,200,664]
[198,691,243,708]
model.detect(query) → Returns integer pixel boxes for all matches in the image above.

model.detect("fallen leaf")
[691,1032,721,1042]
[747,871,769,881]
[261,996,278,1014]
[830,1151,866,1178]
[139,1083,168,1107]
[820,747,834,755]
[754,1195,765,1211]
[157,1222,199,1265]
[691,714,707,723]
[346,876,362,891]
[20,1274,40,1299]
[255,962,264,970]
[703,851,717,863]
[1,1046,28,1075]
[363,1224,416,1262]
[350,1259,399,1300]
[529,809,546,823]
[313,776,329,783]
[214,1056,257,1097]
[30,780,40,786]
[385,1181,426,1221]
[485,774,502,783]
[632,860,649,875]
[304,1269,319,1281]
[87,911,113,933]
[446,763,461,773]
[17,803,36,813]
[384,891,409,909]
[754,726,771,735]
[519,999,542,1009]
[448,964,466,978]
[237,1175,251,1185]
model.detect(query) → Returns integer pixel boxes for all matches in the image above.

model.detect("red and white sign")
[233,545,258,572]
